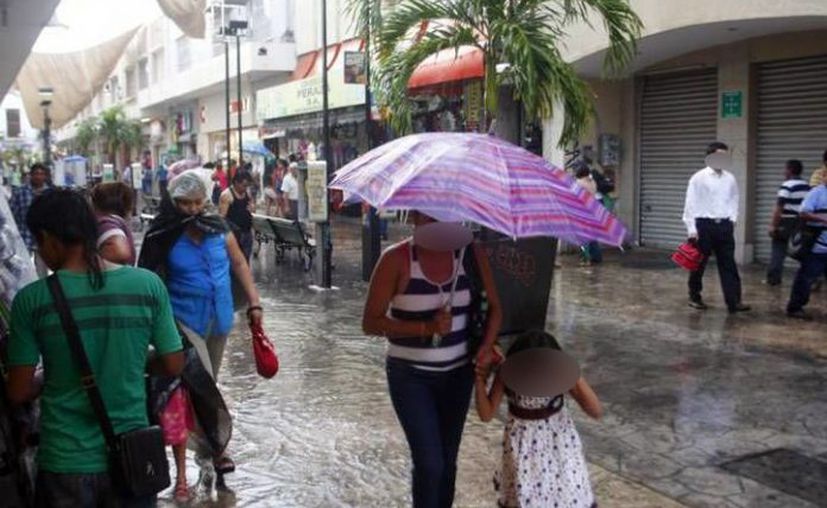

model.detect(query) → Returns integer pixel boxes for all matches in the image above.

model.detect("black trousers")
[688,219,742,310]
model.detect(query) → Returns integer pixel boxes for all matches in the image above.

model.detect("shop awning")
[292,38,363,80]
[408,46,484,90]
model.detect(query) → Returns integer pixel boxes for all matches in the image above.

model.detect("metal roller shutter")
[639,69,718,248]
[754,55,827,263]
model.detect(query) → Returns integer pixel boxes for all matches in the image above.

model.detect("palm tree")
[97,106,129,165]
[121,120,145,162]
[366,0,642,145]
[74,117,99,157]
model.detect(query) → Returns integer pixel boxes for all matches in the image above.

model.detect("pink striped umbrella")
[329,132,627,246]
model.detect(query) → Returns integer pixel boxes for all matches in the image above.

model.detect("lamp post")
[317,0,333,288]
[361,1,381,282]
[224,19,248,169]
[38,87,54,168]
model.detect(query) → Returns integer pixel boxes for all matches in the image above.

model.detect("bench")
[142,195,161,215]
[251,214,316,271]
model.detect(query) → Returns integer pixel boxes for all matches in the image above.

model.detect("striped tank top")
[387,242,471,371]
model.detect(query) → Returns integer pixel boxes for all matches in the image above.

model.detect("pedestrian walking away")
[362,213,502,508]
[138,171,263,492]
[574,166,603,266]
[475,331,602,508]
[786,176,827,320]
[5,189,184,507]
[682,142,750,314]
[765,159,809,286]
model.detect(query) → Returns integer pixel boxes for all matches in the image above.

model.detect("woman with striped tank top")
[364,212,502,507]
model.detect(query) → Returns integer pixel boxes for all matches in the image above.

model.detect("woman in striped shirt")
[363,212,502,508]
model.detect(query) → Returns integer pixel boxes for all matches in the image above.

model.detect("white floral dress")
[494,392,595,508]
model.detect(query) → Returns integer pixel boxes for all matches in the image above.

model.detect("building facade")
[542,0,827,264]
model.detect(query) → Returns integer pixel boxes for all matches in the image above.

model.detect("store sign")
[256,76,366,120]
[306,161,329,223]
[344,51,367,84]
[465,81,483,125]
[229,97,252,114]
[721,90,743,119]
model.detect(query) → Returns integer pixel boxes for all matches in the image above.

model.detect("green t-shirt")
[8,266,182,474]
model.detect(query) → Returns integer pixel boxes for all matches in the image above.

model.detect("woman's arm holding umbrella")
[473,242,503,368]
[226,232,263,325]
[363,245,451,339]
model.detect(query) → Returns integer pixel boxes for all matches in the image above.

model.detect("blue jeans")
[35,471,156,508]
[386,359,474,508]
[787,252,827,312]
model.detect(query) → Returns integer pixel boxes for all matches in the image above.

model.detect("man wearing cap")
[682,142,750,314]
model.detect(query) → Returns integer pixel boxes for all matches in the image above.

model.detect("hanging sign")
[306,161,329,223]
[344,51,367,84]
[721,90,743,119]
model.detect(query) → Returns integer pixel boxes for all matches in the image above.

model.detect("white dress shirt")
[682,167,739,236]
[280,173,299,200]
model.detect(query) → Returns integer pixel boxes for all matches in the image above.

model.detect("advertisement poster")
[306,161,329,223]
[344,51,367,85]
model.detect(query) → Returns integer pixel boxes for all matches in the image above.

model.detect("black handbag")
[46,275,170,498]
[462,247,488,359]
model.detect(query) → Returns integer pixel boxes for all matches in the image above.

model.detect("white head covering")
[168,171,207,200]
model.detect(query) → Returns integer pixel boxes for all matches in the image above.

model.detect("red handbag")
[250,322,279,379]
[671,241,704,272]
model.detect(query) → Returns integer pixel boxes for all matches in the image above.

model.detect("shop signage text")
[256,75,366,121]
[306,161,329,223]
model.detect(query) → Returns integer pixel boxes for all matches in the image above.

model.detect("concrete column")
[716,43,752,264]
[616,78,638,245]
[541,101,565,167]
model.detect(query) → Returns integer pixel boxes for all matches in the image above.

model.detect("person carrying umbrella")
[363,213,503,508]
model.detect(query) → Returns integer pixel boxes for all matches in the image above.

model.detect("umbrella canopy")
[168,158,202,177]
[329,133,627,246]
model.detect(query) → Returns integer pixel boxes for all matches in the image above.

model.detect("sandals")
[173,481,190,503]
[214,456,236,475]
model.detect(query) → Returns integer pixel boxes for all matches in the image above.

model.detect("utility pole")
[236,33,243,168]
[317,0,333,288]
[361,0,381,281]
[225,40,231,168]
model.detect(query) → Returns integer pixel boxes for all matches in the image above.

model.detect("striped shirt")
[777,178,810,218]
[387,243,471,372]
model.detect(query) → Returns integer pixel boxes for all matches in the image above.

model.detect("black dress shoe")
[728,303,751,314]
[786,309,812,320]
[688,299,708,310]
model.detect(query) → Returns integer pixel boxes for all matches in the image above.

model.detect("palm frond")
[377,0,458,59]
[377,25,479,133]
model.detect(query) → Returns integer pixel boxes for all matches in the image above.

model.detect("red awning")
[290,38,362,81]
[408,46,484,90]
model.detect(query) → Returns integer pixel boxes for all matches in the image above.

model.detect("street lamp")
[38,87,54,168]
[227,19,248,169]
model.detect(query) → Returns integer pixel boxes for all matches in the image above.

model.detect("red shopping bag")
[671,241,704,272]
[250,322,279,378]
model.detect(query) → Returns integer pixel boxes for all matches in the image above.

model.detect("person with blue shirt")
[786,171,827,319]
[138,171,262,490]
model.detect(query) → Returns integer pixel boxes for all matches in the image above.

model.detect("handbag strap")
[45,275,119,450]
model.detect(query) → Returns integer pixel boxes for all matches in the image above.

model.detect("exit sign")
[721,91,743,118]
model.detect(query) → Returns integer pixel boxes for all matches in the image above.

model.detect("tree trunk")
[493,84,521,145]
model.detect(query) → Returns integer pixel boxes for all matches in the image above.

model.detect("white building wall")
[0,90,38,142]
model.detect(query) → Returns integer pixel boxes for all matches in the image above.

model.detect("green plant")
[366,0,641,145]
[75,117,99,157]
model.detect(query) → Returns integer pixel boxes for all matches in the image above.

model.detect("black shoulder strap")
[45,275,118,450]
[462,244,483,292]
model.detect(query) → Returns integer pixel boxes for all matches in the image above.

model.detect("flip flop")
[214,456,236,475]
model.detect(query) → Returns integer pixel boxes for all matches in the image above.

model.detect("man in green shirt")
[5,189,184,507]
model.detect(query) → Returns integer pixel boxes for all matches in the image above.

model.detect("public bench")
[251,214,316,271]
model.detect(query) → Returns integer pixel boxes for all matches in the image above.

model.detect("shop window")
[6,109,21,138]
[176,36,191,72]
[152,49,165,84]
[138,58,149,90]
[125,67,137,97]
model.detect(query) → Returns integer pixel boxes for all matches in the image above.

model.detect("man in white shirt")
[280,162,300,220]
[682,142,750,314]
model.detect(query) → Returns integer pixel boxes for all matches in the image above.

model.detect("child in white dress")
[475,331,602,508]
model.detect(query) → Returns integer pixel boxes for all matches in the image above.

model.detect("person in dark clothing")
[682,142,750,314]
[219,171,254,262]
[766,159,809,286]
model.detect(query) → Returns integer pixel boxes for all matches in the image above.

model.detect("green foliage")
[367,0,642,145]
[74,117,99,156]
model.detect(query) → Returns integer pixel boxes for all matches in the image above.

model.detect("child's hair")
[91,182,133,218]
[507,330,562,357]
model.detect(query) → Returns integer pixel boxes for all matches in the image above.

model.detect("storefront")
[168,105,198,159]
[256,42,368,173]
[199,89,260,163]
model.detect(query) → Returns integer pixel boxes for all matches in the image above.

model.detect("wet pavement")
[155,217,826,507]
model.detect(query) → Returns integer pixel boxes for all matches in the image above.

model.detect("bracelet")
[246,305,263,318]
